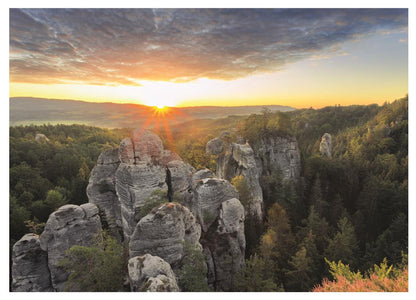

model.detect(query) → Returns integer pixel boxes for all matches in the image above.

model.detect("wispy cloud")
[9,8,408,85]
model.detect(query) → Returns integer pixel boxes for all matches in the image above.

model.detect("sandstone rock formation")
[319,133,332,158]
[115,129,194,242]
[87,148,122,240]
[39,203,102,291]
[12,129,248,292]
[191,177,239,232]
[129,202,202,268]
[207,138,263,220]
[202,198,245,291]
[186,175,245,291]
[256,135,301,180]
[128,254,179,292]
[35,133,49,143]
[11,234,52,292]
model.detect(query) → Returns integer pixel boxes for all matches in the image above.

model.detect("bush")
[58,232,126,292]
[177,242,210,292]
[313,256,408,292]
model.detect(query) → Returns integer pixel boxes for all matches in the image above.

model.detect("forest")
[9,96,408,292]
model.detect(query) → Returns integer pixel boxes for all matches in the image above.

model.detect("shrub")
[313,257,408,292]
[58,232,126,292]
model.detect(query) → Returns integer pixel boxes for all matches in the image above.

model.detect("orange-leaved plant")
[313,255,408,292]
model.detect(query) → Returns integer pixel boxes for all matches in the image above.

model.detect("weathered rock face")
[191,177,239,232]
[187,176,245,291]
[115,129,194,242]
[39,204,102,291]
[87,148,122,240]
[116,163,168,240]
[35,133,49,143]
[129,202,202,268]
[257,135,301,180]
[166,160,195,200]
[11,234,52,292]
[319,133,332,158]
[206,137,224,155]
[202,198,245,291]
[128,254,179,292]
[206,137,263,220]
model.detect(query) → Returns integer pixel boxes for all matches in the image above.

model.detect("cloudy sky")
[9,8,408,108]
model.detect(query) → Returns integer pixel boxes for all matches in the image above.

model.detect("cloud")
[9,8,408,85]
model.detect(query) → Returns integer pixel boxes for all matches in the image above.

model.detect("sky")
[9,8,408,108]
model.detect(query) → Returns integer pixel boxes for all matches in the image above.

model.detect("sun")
[156,104,165,109]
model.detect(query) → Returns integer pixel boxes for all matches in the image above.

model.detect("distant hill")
[9,97,295,129]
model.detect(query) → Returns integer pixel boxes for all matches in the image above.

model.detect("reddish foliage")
[313,268,408,292]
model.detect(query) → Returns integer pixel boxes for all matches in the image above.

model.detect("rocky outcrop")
[319,133,332,158]
[187,176,245,291]
[87,148,122,240]
[11,234,52,292]
[128,254,179,292]
[35,133,49,143]
[115,129,194,242]
[39,204,102,291]
[129,202,201,268]
[206,136,263,220]
[191,177,239,232]
[11,129,249,292]
[256,135,301,180]
[202,198,245,291]
[207,138,263,220]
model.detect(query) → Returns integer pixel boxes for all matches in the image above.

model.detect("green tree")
[259,203,296,289]
[177,242,210,292]
[286,247,313,291]
[234,254,281,292]
[10,196,30,243]
[325,217,359,268]
[59,232,126,292]
[231,175,252,211]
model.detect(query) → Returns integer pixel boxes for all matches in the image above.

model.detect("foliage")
[313,257,408,292]
[234,254,282,292]
[177,242,211,292]
[9,124,127,243]
[236,109,294,148]
[58,232,126,292]
[24,219,45,235]
[231,175,252,211]
[324,216,359,268]
[138,189,168,219]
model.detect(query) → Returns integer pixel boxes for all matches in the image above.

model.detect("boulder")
[39,204,102,291]
[192,169,215,182]
[11,234,52,292]
[129,202,202,268]
[87,148,122,241]
[206,137,224,156]
[128,254,179,292]
[319,133,332,158]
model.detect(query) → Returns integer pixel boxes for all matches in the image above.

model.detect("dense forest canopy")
[9,96,408,291]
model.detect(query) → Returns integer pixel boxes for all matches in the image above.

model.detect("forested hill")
[9,96,407,291]
[9,97,294,128]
